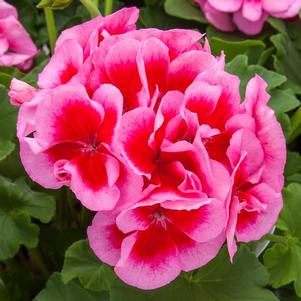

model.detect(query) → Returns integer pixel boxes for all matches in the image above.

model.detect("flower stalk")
[104,0,113,15]
[44,8,57,54]
[262,233,287,244]
[80,0,101,18]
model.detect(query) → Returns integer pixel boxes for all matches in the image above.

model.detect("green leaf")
[140,6,197,29]
[288,108,301,144]
[285,152,301,178]
[277,183,301,239]
[0,177,56,260]
[226,55,287,98]
[164,0,207,23]
[0,278,11,301]
[0,85,17,161]
[277,113,292,139]
[33,273,109,301]
[269,89,300,115]
[110,246,278,301]
[61,240,115,291]
[264,239,301,296]
[271,33,301,94]
[207,26,266,62]
[264,183,301,297]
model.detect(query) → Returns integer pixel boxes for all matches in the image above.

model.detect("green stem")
[44,8,57,54]
[93,0,99,7]
[28,248,50,278]
[80,0,101,18]
[104,0,113,15]
[262,233,287,244]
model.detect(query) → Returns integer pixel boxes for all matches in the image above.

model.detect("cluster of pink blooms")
[196,0,301,35]
[9,7,286,290]
[0,0,38,70]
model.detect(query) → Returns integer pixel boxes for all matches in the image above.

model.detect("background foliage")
[1,0,301,300]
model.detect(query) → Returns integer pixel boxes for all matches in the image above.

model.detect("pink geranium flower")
[9,7,286,290]
[196,0,301,35]
[0,0,38,70]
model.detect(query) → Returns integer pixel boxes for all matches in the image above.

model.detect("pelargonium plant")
[1,0,301,300]
[9,5,285,290]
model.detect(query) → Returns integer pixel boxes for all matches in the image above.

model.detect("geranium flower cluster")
[0,0,38,70]
[9,7,286,290]
[196,0,301,35]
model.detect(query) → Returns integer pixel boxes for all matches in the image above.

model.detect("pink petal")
[38,39,83,89]
[105,38,143,110]
[64,151,121,211]
[262,0,295,13]
[0,0,17,19]
[243,76,286,191]
[227,128,264,179]
[208,0,242,12]
[156,29,203,61]
[167,50,218,92]
[164,198,226,242]
[55,16,103,51]
[0,16,38,70]
[233,9,267,35]
[195,69,241,130]
[236,183,283,242]
[119,107,156,175]
[92,84,123,145]
[185,80,222,124]
[201,2,236,32]
[19,139,63,189]
[115,224,181,290]
[137,37,170,98]
[242,0,263,22]
[34,84,103,145]
[170,226,225,271]
[88,212,125,266]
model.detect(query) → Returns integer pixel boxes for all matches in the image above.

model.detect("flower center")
[152,208,167,229]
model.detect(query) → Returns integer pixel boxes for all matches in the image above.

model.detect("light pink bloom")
[88,198,226,289]
[196,0,301,35]
[0,0,38,70]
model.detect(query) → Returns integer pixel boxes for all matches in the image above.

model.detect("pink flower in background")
[196,0,301,35]
[9,7,286,290]
[0,0,38,70]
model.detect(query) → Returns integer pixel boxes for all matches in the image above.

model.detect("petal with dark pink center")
[164,198,226,242]
[169,224,225,271]
[167,51,218,92]
[38,40,83,89]
[137,37,170,97]
[105,39,143,111]
[119,107,156,175]
[92,84,123,145]
[64,152,121,211]
[185,80,222,124]
[115,224,181,290]
[35,84,104,145]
